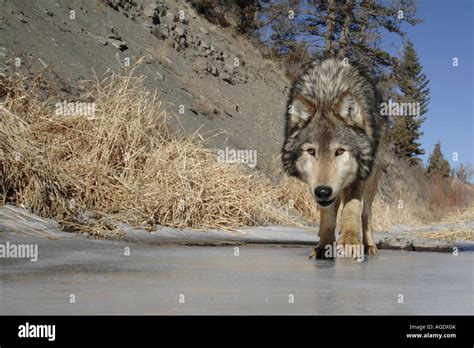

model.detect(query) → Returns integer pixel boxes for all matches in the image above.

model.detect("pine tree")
[426,142,451,178]
[256,0,421,87]
[391,40,430,163]
[255,1,311,78]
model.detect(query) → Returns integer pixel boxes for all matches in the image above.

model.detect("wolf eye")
[307,149,316,157]
[335,148,345,156]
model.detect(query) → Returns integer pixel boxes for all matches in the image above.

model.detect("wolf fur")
[282,59,386,258]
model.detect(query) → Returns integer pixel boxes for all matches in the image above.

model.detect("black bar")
[0,315,472,346]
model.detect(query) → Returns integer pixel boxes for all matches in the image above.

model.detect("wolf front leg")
[338,188,363,258]
[362,177,378,256]
[362,201,378,256]
[309,199,339,259]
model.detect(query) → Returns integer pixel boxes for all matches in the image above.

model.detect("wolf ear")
[288,95,316,128]
[333,91,364,128]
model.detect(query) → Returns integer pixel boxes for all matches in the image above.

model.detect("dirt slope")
[0,0,289,167]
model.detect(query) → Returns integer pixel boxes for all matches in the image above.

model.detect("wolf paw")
[308,243,334,259]
[337,232,362,258]
[365,244,379,256]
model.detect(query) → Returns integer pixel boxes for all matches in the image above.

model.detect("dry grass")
[412,206,474,241]
[277,176,320,223]
[426,177,474,213]
[439,205,474,224]
[416,205,474,241]
[413,228,474,241]
[371,197,427,230]
[0,68,303,237]
[370,154,474,231]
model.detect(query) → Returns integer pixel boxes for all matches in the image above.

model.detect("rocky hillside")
[0,0,290,167]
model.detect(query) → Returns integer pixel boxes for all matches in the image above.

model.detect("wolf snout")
[314,186,333,200]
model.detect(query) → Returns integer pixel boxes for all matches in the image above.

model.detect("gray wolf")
[282,58,386,259]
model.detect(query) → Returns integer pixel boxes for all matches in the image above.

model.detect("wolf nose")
[315,186,332,200]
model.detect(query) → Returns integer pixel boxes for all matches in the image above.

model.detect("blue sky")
[401,0,473,168]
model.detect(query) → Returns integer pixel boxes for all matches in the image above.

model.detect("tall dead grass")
[0,69,303,236]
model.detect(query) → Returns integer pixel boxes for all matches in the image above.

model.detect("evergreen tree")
[391,40,430,163]
[426,142,451,178]
[256,0,421,90]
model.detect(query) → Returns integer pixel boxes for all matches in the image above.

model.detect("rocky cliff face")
[0,0,290,168]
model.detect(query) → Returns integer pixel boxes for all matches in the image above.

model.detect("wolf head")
[282,59,383,208]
